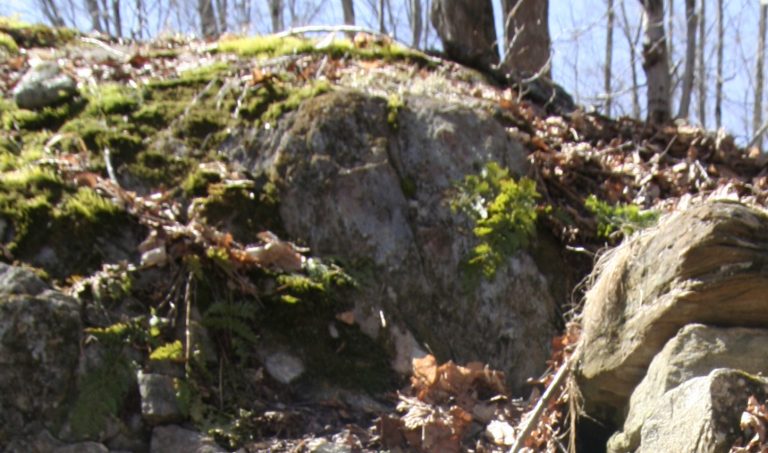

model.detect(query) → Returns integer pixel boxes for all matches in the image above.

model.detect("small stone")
[137,371,184,425]
[53,441,109,453]
[150,425,225,453]
[264,352,305,384]
[13,61,78,109]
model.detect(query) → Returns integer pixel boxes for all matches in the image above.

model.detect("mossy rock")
[0,17,77,48]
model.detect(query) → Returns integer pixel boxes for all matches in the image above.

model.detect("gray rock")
[0,270,82,446]
[577,201,768,422]
[0,262,48,296]
[13,61,78,109]
[249,91,559,392]
[264,352,305,384]
[150,425,225,453]
[138,371,184,425]
[53,441,109,453]
[608,324,768,453]
[4,429,64,453]
[636,369,768,453]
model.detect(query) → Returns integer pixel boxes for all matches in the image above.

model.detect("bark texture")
[640,0,672,124]
[501,0,551,77]
[430,0,499,70]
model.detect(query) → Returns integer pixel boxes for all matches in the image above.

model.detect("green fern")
[584,195,658,239]
[452,162,542,279]
[203,301,259,344]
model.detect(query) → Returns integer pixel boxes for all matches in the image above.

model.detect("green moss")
[181,166,222,197]
[131,102,185,130]
[217,35,314,57]
[387,93,403,129]
[262,80,331,123]
[198,182,282,242]
[57,187,121,223]
[0,17,77,48]
[126,150,190,185]
[180,61,232,81]
[0,31,18,54]
[217,35,430,65]
[60,117,143,163]
[86,84,141,116]
[3,99,85,131]
[177,108,225,143]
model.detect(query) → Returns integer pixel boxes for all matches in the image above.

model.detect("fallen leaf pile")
[731,395,768,453]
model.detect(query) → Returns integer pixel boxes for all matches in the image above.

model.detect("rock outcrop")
[248,90,562,391]
[0,263,82,446]
[577,201,768,450]
[608,324,768,452]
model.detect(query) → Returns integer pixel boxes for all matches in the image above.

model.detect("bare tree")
[233,0,252,32]
[216,0,227,33]
[112,0,123,37]
[341,0,354,26]
[754,3,768,149]
[39,0,66,27]
[620,0,642,118]
[269,0,284,33]
[378,0,385,33]
[604,0,615,116]
[640,0,672,124]
[99,0,112,34]
[410,0,422,48]
[715,0,724,128]
[501,0,551,77]
[696,0,706,126]
[677,0,696,119]
[84,0,103,31]
[667,0,674,66]
[198,0,218,37]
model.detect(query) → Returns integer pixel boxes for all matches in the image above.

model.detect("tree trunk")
[39,0,66,27]
[216,0,227,33]
[640,0,672,125]
[430,0,499,71]
[411,0,423,48]
[677,0,696,119]
[341,0,354,26]
[198,0,218,37]
[134,0,146,39]
[501,0,551,77]
[715,0,724,128]
[696,0,706,126]
[754,4,768,149]
[268,0,283,33]
[84,0,103,32]
[379,0,385,33]
[111,0,122,37]
[99,0,111,35]
[621,0,641,118]
[605,0,614,117]
[667,0,674,64]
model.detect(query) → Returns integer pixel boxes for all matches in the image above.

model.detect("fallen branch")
[509,354,575,453]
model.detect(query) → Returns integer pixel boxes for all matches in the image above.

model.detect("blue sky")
[2,0,764,144]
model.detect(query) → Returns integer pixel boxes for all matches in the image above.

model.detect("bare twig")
[509,354,574,453]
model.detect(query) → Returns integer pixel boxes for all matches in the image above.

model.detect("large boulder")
[635,369,768,453]
[608,324,768,453]
[0,263,82,446]
[577,201,768,422]
[248,91,562,392]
